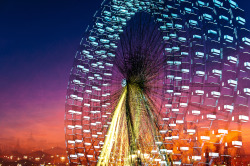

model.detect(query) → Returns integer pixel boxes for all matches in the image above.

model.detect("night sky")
[0,0,250,152]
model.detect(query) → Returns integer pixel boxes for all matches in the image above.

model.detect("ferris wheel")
[65,0,250,165]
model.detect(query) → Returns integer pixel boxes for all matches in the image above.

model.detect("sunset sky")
[1,0,250,153]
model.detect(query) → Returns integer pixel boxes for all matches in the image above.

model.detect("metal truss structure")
[65,0,250,165]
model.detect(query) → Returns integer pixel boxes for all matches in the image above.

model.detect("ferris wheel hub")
[122,78,127,87]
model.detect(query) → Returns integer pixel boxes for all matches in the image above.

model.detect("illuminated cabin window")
[70,155,77,158]
[196,90,204,95]
[175,24,182,29]
[193,34,202,39]
[68,140,75,144]
[209,152,219,157]
[197,0,209,7]
[228,79,237,86]
[175,77,182,80]
[160,25,167,30]
[236,16,246,25]
[232,141,242,147]
[192,110,200,115]
[163,36,170,41]
[195,52,204,58]
[178,37,186,42]
[207,114,216,120]
[181,86,189,90]
[212,69,222,76]
[176,120,184,123]
[88,36,96,41]
[180,147,189,151]
[224,35,234,42]
[201,136,210,140]
[244,88,250,95]
[172,47,180,52]
[171,13,178,18]
[189,20,198,26]
[167,89,174,93]
[166,23,173,28]
[87,155,93,158]
[203,13,213,21]
[181,69,189,73]
[184,7,192,13]
[213,0,223,7]
[173,161,181,165]
[224,105,234,111]
[187,129,196,134]
[77,153,84,157]
[211,91,221,97]
[172,109,179,112]
[244,62,250,69]
[227,56,238,63]
[196,71,205,76]
[211,48,220,55]
[208,29,217,35]
[219,15,229,21]
[162,14,169,18]
[218,129,228,134]
[229,0,238,8]
[167,61,174,65]
[166,48,172,53]
[181,52,189,56]
[239,115,249,122]
[180,103,187,107]
[192,156,201,160]
[75,140,83,143]
[169,33,177,38]
[242,37,250,45]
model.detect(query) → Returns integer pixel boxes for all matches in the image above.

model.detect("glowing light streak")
[97,88,127,166]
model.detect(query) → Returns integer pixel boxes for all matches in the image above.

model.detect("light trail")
[97,88,127,166]
[97,84,168,165]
